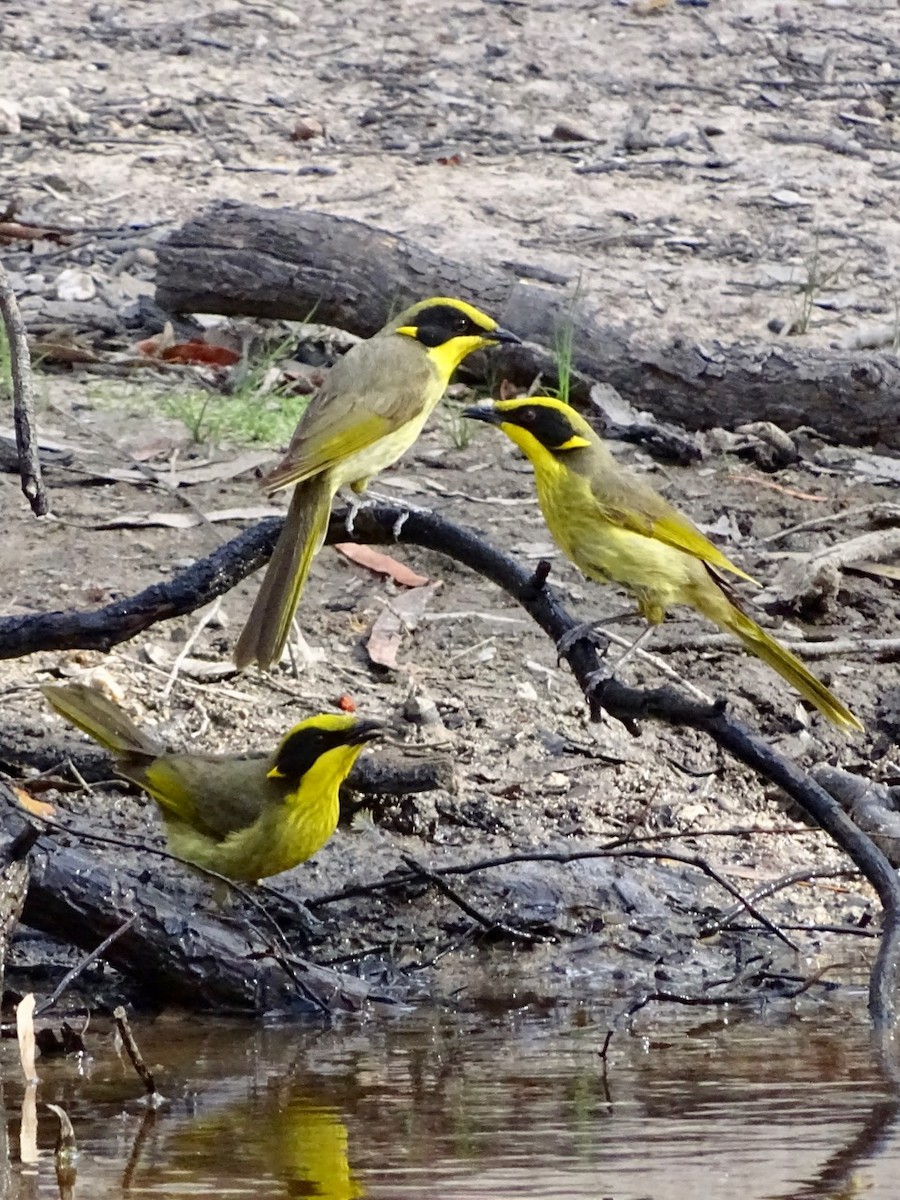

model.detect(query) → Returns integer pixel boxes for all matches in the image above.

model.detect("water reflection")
[2,1008,900,1199]
[151,1094,363,1199]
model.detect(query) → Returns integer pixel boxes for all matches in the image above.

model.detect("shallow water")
[5,1003,900,1199]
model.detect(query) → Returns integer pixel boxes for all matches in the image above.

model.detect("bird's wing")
[590,476,758,584]
[264,337,436,491]
[142,755,274,841]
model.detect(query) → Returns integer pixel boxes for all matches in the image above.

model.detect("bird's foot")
[344,495,364,536]
[557,620,612,660]
[584,665,614,693]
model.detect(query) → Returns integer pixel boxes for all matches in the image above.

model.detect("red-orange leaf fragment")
[12,786,56,819]
[160,341,241,366]
[333,543,429,588]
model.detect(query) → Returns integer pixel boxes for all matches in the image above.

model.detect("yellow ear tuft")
[558,435,591,450]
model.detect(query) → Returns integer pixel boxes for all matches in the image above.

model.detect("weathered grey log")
[4,805,369,1015]
[156,202,900,451]
[0,812,32,1003]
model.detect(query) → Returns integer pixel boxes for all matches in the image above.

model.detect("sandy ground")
[1,0,898,1014]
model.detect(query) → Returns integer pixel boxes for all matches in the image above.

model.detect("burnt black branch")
[1,504,897,1025]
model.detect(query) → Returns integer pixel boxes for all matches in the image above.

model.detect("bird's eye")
[518,408,536,425]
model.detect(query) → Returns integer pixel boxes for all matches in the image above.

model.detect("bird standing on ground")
[234,297,520,670]
[464,396,863,732]
[43,683,385,881]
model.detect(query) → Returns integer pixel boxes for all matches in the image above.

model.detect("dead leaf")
[167,451,272,485]
[0,220,68,243]
[367,582,442,668]
[30,337,100,365]
[291,116,325,141]
[161,340,241,367]
[135,323,177,356]
[338,694,357,712]
[845,560,900,582]
[143,643,238,680]
[334,543,430,588]
[92,505,280,530]
[11,785,56,819]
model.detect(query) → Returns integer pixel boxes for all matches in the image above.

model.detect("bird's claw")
[344,498,363,536]
[584,666,613,693]
[556,621,611,661]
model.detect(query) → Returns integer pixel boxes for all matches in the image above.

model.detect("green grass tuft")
[160,335,310,446]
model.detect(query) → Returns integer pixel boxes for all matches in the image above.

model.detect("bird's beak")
[348,719,386,745]
[462,403,500,425]
[488,325,521,345]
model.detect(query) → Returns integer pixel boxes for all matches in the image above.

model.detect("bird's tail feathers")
[42,683,161,756]
[233,476,332,670]
[707,594,863,732]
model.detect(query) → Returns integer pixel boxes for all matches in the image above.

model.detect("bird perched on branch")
[234,297,520,670]
[42,683,384,882]
[464,396,863,732]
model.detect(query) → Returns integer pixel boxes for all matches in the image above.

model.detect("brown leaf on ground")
[160,340,240,367]
[11,785,56,819]
[367,582,443,668]
[334,543,430,588]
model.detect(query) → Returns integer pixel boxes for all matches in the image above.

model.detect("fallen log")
[0,816,33,1001]
[156,202,900,451]
[2,803,372,1015]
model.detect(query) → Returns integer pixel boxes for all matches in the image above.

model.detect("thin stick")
[400,854,552,944]
[596,627,714,702]
[34,915,137,1016]
[699,866,860,936]
[756,501,900,546]
[621,965,843,1021]
[0,259,48,514]
[160,597,223,700]
[48,399,220,535]
[650,631,900,661]
[113,1006,164,1106]
[324,844,799,950]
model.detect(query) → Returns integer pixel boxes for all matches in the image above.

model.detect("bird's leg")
[611,624,656,670]
[582,624,658,695]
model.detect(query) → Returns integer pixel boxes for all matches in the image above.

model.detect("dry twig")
[0,259,48,515]
[113,1006,165,1107]
[33,915,137,1016]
